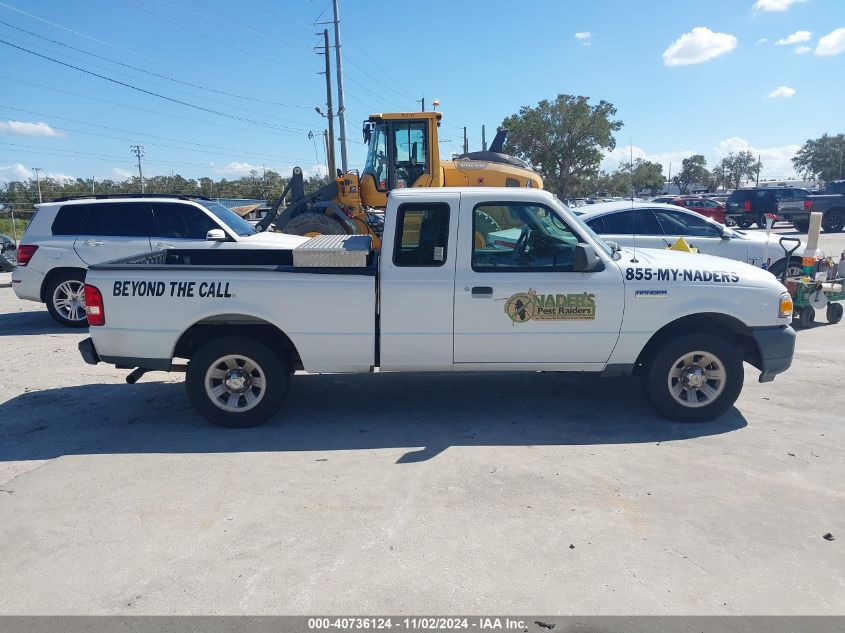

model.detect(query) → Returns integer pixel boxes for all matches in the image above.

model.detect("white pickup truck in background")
[79,188,796,427]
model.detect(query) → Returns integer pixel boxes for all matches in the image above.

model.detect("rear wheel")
[798,305,815,329]
[284,212,347,237]
[756,213,771,229]
[821,210,845,233]
[826,302,843,325]
[186,336,290,427]
[736,218,753,229]
[643,334,743,422]
[792,218,810,233]
[45,270,88,327]
[768,257,802,280]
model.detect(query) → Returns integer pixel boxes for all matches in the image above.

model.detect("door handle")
[85,240,103,246]
[471,286,493,297]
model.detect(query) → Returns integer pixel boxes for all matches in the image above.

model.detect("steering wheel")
[513,227,533,262]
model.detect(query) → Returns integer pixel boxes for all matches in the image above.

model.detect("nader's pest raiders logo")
[504,289,596,323]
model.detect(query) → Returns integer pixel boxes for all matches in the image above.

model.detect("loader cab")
[360,112,443,208]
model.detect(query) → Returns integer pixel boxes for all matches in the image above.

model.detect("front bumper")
[78,337,101,365]
[751,325,796,383]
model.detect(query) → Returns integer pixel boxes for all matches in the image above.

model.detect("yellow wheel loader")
[256,111,542,248]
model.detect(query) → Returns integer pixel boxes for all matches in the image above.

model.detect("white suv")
[12,194,307,326]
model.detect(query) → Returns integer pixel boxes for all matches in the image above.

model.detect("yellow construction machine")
[256,111,543,247]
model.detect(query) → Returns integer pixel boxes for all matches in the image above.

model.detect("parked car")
[650,196,727,224]
[0,233,16,272]
[725,187,812,229]
[80,187,795,427]
[579,201,813,278]
[12,194,307,326]
[777,188,845,233]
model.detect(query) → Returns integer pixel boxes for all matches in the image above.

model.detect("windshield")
[363,121,388,191]
[550,200,614,257]
[198,201,257,237]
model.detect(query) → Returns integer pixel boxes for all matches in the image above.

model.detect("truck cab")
[80,188,796,428]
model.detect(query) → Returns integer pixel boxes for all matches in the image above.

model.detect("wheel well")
[173,316,303,370]
[825,206,845,215]
[634,313,759,373]
[40,267,87,302]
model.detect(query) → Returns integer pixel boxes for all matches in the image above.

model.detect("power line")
[342,54,417,106]
[0,39,314,133]
[247,0,313,33]
[0,19,311,109]
[121,0,316,73]
[0,73,308,137]
[191,0,311,51]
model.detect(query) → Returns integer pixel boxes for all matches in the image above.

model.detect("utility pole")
[130,144,145,193]
[418,96,425,112]
[331,0,348,173]
[462,127,468,154]
[316,29,336,178]
[668,161,672,194]
[482,125,487,151]
[32,167,43,203]
[839,141,843,180]
[92,173,95,195]
[756,153,761,187]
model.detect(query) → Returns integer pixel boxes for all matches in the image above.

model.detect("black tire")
[826,302,843,325]
[798,305,815,329]
[44,270,88,328]
[821,209,845,233]
[283,212,347,237]
[643,333,744,423]
[736,218,753,229]
[756,213,770,229]
[767,257,802,280]
[792,219,810,233]
[186,336,290,428]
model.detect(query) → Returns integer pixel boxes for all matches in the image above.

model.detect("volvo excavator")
[256,111,543,247]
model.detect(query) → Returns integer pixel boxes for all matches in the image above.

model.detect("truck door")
[453,195,624,368]
[379,193,459,371]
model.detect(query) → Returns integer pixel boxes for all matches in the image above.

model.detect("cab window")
[392,202,450,267]
[393,122,428,188]
[471,202,580,271]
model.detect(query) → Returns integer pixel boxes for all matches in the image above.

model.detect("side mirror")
[206,229,227,242]
[573,243,600,272]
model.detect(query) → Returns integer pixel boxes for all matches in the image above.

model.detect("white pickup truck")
[79,188,796,427]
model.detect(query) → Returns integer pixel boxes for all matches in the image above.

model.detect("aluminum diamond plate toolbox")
[292,234,372,268]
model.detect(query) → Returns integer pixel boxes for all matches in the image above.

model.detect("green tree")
[718,151,759,190]
[673,154,709,194]
[632,159,664,195]
[501,94,623,198]
[792,133,845,183]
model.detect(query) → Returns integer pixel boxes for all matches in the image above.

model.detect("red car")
[660,196,727,224]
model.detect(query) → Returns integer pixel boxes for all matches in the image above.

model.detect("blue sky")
[1,0,843,189]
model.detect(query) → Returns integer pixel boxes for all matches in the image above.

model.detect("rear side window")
[152,203,219,239]
[51,204,86,236]
[392,202,450,267]
[598,210,662,235]
[79,202,153,237]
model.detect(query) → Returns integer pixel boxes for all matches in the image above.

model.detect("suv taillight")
[804,200,814,210]
[744,200,751,212]
[16,245,38,266]
[84,284,105,326]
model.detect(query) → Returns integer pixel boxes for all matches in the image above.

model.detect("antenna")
[630,139,638,263]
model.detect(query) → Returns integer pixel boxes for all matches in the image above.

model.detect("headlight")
[779,292,794,318]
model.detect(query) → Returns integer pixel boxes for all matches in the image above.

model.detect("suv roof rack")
[50,193,212,202]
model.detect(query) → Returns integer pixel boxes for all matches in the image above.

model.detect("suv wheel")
[186,336,291,427]
[643,334,743,422]
[756,213,771,229]
[821,209,845,233]
[792,219,810,233]
[45,271,88,327]
[736,218,753,229]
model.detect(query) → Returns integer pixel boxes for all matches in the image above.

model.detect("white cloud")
[815,27,845,56]
[574,31,591,40]
[774,30,812,45]
[756,37,769,45]
[662,27,738,66]
[210,161,261,175]
[767,85,796,98]
[601,146,697,178]
[0,163,32,183]
[0,120,64,137]
[45,172,74,182]
[753,0,807,12]
[795,45,812,54]
[713,137,800,178]
[112,167,132,180]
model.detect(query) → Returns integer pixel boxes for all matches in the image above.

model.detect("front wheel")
[826,303,843,325]
[643,334,744,422]
[756,213,771,229]
[792,219,810,233]
[186,336,290,427]
[45,270,88,327]
[284,212,347,237]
